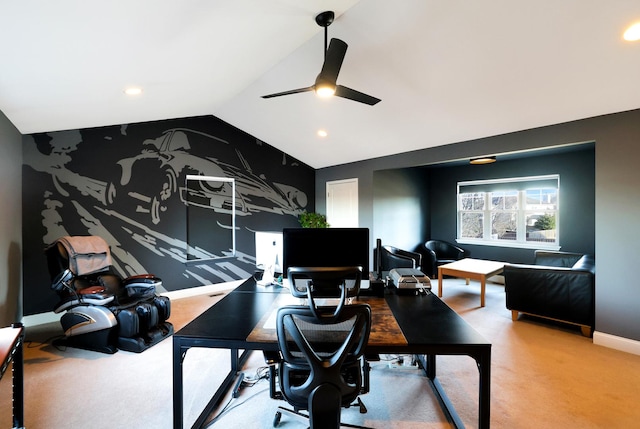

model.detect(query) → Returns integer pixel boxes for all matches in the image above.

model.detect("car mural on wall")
[117,128,308,224]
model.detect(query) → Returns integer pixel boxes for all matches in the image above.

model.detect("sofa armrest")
[534,250,583,268]
[572,254,595,274]
[504,264,594,327]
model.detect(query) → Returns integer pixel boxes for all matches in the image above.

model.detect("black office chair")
[286,266,363,319]
[275,304,372,429]
[272,266,373,429]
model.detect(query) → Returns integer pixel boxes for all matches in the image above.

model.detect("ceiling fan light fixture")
[470,156,496,165]
[315,84,336,98]
[623,22,640,41]
[260,10,380,105]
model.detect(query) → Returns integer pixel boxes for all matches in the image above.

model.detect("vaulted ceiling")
[1,1,639,168]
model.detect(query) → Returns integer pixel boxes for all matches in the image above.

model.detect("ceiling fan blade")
[317,38,348,85]
[335,85,381,106]
[261,86,314,99]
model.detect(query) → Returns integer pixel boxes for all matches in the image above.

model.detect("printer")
[389,268,431,290]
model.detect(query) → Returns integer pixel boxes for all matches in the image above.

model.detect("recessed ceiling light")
[470,156,496,165]
[623,22,640,41]
[124,87,143,96]
[317,129,328,137]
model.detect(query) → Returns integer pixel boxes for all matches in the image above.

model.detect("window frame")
[456,175,560,250]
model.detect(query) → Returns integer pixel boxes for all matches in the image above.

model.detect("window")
[185,175,236,261]
[457,175,559,249]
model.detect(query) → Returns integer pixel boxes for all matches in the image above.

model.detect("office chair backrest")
[276,303,371,428]
[287,266,362,320]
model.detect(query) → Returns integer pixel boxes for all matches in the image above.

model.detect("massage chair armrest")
[53,289,115,313]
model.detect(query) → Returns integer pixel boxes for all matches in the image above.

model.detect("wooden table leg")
[480,276,486,307]
[438,267,443,297]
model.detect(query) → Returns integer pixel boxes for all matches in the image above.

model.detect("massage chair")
[46,235,173,353]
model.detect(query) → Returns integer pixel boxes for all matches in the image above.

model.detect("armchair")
[419,240,469,278]
[373,240,422,280]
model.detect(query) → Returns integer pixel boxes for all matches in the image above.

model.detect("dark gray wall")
[22,115,315,315]
[372,167,430,251]
[0,110,22,327]
[426,147,595,263]
[317,109,640,343]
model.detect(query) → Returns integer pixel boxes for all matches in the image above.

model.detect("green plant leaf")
[298,212,329,228]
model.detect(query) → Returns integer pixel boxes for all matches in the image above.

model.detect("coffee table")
[438,258,504,307]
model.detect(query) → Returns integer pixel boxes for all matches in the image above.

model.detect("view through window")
[457,175,559,249]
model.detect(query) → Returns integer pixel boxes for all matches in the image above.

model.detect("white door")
[326,178,358,227]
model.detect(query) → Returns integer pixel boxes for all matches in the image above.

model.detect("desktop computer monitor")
[282,228,370,294]
[255,231,283,284]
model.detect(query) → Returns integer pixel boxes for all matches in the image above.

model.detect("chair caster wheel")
[273,411,281,427]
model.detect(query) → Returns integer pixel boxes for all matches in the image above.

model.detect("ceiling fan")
[261,11,381,106]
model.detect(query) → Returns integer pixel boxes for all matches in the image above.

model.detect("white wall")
[0,110,22,326]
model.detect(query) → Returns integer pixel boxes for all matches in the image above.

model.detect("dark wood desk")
[173,280,491,429]
[1,323,25,429]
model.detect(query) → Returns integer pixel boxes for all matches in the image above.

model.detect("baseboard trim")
[161,279,244,300]
[22,311,60,327]
[593,331,640,356]
[21,279,246,328]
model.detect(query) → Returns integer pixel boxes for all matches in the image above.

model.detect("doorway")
[326,178,358,227]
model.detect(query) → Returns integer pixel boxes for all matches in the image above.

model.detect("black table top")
[175,279,489,353]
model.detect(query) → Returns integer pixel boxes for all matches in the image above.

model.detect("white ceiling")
[1,0,639,168]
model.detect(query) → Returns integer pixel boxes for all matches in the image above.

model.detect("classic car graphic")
[117,128,307,224]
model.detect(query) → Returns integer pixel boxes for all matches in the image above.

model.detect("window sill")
[456,238,561,251]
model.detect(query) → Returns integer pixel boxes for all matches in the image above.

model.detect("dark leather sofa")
[503,250,595,336]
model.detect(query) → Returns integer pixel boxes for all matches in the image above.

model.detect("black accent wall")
[22,115,314,315]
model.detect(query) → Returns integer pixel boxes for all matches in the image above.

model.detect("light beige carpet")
[2,279,640,428]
